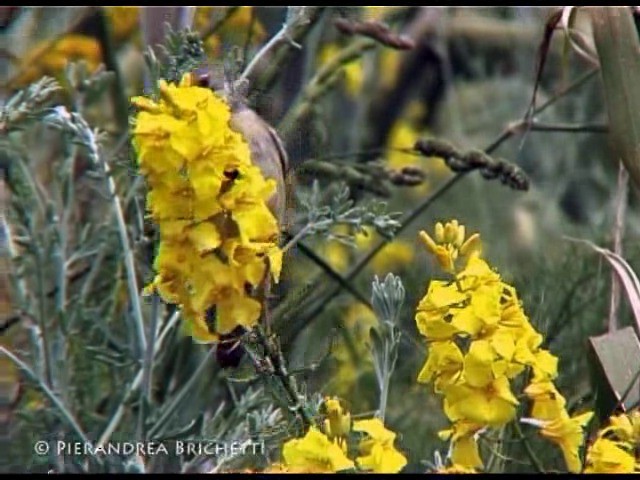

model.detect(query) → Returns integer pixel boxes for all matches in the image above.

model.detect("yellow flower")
[323,397,352,440]
[321,241,350,273]
[598,410,640,445]
[584,438,636,474]
[419,221,482,274]
[443,375,519,427]
[132,77,282,342]
[535,411,594,473]
[524,381,567,421]
[417,341,463,392]
[282,427,355,473]
[353,418,408,473]
[438,420,485,469]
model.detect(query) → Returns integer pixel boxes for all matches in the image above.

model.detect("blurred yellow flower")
[282,427,355,473]
[385,105,451,198]
[9,34,102,88]
[584,438,637,474]
[355,227,415,274]
[105,7,140,42]
[318,43,364,98]
[330,303,376,398]
[196,6,266,45]
[353,418,408,473]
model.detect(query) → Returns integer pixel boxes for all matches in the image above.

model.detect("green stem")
[513,421,546,473]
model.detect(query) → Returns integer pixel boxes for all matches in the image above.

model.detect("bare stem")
[238,18,297,86]
[91,132,147,356]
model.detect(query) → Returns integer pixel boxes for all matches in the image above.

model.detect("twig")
[251,8,325,94]
[297,241,372,308]
[608,162,629,332]
[334,18,415,50]
[238,7,308,87]
[517,120,608,134]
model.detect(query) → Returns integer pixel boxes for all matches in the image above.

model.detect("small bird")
[195,72,293,229]
[195,72,293,367]
[229,102,291,228]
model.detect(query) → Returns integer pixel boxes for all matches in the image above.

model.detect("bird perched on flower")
[194,71,292,229]
[132,72,293,368]
[218,90,293,367]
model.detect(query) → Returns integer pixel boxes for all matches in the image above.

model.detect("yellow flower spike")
[584,438,636,474]
[130,96,164,114]
[282,427,355,473]
[531,349,559,381]
[462,340,497,388]
[353,418,408,473]
[444,221,457,244]
[132,79,283,342]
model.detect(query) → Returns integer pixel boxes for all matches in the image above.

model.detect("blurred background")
[2,6,639,473]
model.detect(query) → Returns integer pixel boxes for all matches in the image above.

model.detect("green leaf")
[591,7,640,190]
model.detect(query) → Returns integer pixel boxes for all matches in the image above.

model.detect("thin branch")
[519,121,608,134]
[238,8,308,87]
